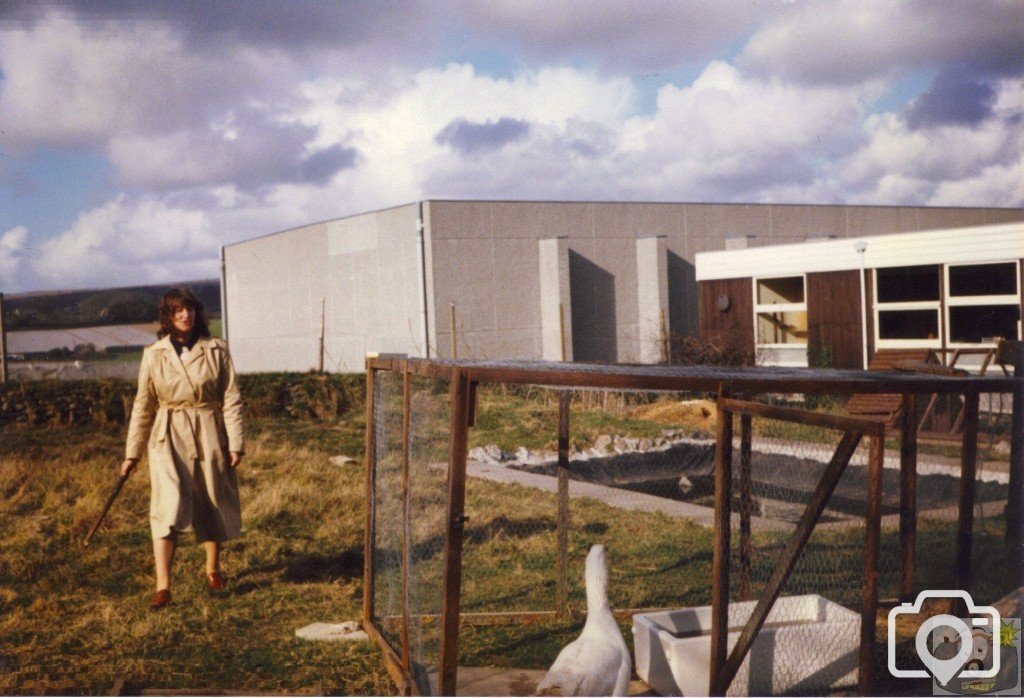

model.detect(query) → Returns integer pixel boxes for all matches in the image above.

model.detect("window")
[874,265,941,347]
[754,275,807,347]
[945,261,1020,345]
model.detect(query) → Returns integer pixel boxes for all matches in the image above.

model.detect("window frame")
[753,274,809,359]
[944,260,1021,348]
[873,265,943,349]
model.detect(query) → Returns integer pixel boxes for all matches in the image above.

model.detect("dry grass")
[0,421,392,696]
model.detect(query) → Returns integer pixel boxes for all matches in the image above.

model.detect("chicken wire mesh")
[365,361,1017,696]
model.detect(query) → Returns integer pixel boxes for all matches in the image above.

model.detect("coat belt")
[153,403,220,460]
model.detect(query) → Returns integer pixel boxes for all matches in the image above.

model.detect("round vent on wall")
[716,294,731,312]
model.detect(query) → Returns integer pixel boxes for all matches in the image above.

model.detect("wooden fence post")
[556,391,571,618]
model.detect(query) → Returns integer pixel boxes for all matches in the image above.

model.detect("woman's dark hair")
[157,286,211,339]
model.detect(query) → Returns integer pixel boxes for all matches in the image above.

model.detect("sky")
[0,0,1022,294]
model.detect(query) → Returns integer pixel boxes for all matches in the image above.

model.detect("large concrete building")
[221,200,1024,373]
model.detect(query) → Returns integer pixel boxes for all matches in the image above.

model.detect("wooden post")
[318,297,325,372]
[899,392,918,602]
[400,370,412,674]
[362,366,378,629]
[0,292,7,383]
[439,369,472,697]
[1001,340,1024,592]
[709,399,733,696]
[859,431,886,697]
[450,303,458,360]
[955,390,980,595]
[738,413,753,601]
[556,391,571,618]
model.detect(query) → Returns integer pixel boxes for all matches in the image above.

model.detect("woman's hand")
[229,451,243,468]
[120,458,138,477]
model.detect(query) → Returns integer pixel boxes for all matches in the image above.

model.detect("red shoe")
[206,571,227,593]
[149,589,171,610]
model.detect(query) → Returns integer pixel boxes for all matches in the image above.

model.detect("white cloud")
[738,0,1024,84]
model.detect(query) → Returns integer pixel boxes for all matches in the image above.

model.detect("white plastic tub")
[632,594,860,696]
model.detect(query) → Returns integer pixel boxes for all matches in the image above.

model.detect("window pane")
[757,311,807,344]
[878,309,939,340]
[949,263,1018,297]
[757,276,804,305]
[876,265,940,303]
[949,305,1021,343]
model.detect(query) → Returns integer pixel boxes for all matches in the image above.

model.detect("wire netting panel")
[370,369,405,655]
[407,374,452,696]
[723,416,886,696]
[365,358,1017,695]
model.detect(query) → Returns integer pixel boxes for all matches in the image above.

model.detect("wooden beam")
[362,618,412,696]
[738,413,753,602]
[400,370,412,674]
[859,432,886,696]
[556,390,571,619]
[955,390,980,595]
[1002,341,1024,592]
[899,392,918,602]
[718,397,884,435]
[438,369,472,697]
[362,365,378,629]
[709,401,733,697]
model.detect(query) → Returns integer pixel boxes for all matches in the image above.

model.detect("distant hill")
[3,281,220,331]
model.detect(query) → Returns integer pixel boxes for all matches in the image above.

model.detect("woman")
[121,287,245,610]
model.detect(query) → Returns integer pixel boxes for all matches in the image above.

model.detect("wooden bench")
[844,349,940,426]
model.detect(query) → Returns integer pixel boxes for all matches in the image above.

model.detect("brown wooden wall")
[807,270,863,369]
[698,278,754,361]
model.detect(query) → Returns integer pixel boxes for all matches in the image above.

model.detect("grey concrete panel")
[492,237,542,330]
[427,200,494,239]
[590,202,683,239]
[769,205,848,242]
[684,203,771,242]
[895,207,922,231]
[490,201,594,240]
[983,208,1024,224]
[844,207,901,237]
[430,238,498,334]
[918,207,986,230]
[569,249,617,362]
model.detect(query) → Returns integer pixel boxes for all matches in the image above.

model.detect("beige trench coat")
[125,335,245,541]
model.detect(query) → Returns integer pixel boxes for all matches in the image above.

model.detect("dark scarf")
[170,334,198,356]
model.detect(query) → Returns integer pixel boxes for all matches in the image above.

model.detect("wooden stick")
[84,472,130,546]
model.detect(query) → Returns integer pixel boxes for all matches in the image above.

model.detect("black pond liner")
[511,441,1009,522]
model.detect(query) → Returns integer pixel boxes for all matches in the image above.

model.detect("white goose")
[536,544,632,696]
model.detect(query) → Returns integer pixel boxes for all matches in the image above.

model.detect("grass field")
[0,383,1011,695]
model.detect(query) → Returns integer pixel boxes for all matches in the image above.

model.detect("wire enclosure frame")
[362,356,1023,697]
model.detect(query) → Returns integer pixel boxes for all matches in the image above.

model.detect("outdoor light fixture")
[855,241,868,369]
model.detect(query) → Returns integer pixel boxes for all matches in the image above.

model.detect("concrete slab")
[294,621,369,642]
